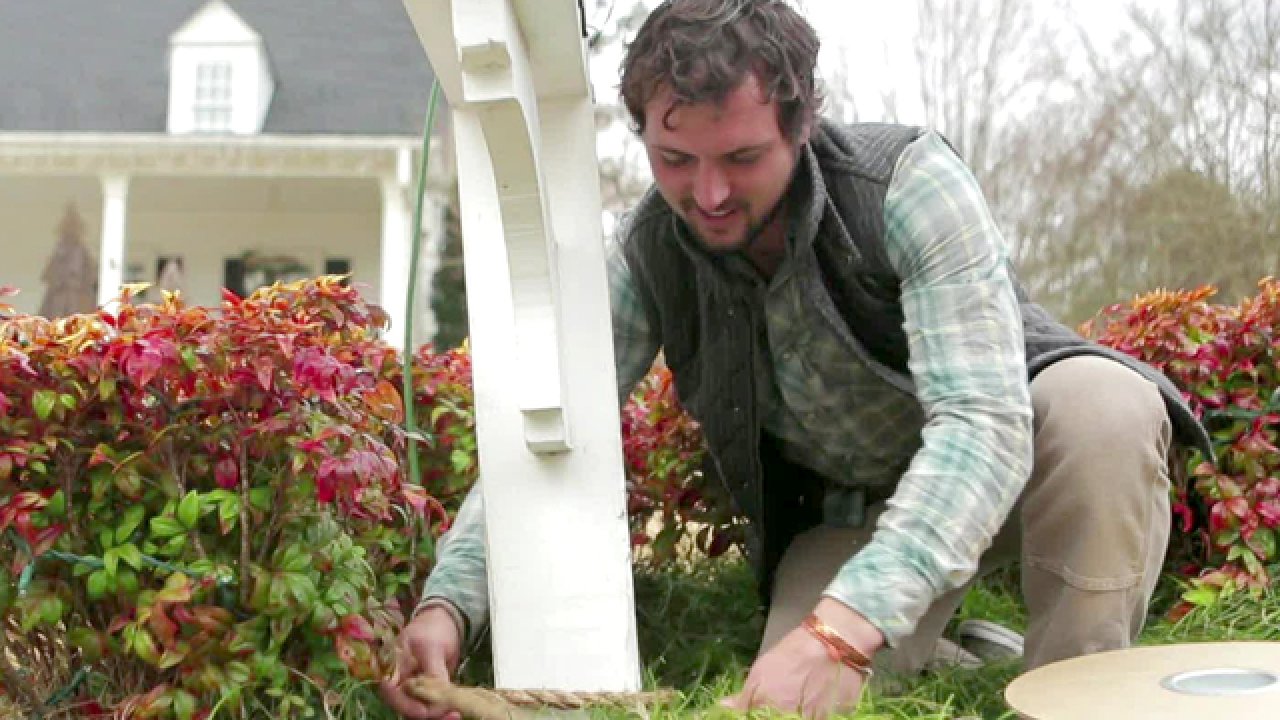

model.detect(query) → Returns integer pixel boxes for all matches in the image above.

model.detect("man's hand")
[721,598,884,719]
[378,604,465,720]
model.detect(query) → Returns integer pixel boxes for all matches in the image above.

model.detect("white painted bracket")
[404,0,641,694]
[451,0,570,454]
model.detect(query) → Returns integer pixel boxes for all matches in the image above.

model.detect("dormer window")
[167,1,273,135]
[192,62,233,133]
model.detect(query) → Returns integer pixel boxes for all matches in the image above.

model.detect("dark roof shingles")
[0,0,436,135]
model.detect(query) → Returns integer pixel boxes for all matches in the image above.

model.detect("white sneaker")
[954,619,1024,662]
[929,636,985,670]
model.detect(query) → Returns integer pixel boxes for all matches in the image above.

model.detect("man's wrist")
[414,596,467,643]
[812,596,885,659]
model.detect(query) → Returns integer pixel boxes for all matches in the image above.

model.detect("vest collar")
[789,131,832,255]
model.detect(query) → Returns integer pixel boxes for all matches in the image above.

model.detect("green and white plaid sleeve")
[418,229,660,647]
[418,487,489,646]
[607,223,664,402]
[823,131,1035,647]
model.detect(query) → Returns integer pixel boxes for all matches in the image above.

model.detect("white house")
[0,0,453,348]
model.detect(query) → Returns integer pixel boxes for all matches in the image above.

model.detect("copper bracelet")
[802,614,875,678]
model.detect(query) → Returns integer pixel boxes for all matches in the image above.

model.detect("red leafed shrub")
[399,342,478,513]
[0,279,462,718]
[1082,278,1280,610]
[621,364,739,565]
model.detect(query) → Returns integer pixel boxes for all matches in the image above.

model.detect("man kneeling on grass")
[380,1,1213,718]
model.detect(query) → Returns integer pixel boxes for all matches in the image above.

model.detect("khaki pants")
[759,356,1174,674]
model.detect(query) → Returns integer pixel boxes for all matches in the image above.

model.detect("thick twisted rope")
[404,676,676,720]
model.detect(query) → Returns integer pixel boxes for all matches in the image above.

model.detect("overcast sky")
[805,0,1139,123]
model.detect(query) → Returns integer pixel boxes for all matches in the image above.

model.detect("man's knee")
[1029,355,1172,496]
[1022,356,1173,594]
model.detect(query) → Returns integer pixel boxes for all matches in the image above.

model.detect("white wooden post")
[96,174,130,308]
[403,0,642,693]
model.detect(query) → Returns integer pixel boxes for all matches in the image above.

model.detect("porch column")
[380,174,412,350]
[96,174,130,308]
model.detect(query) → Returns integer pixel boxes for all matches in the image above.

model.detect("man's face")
[642,74,807,254]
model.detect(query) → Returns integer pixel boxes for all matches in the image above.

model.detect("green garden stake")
[17,558,35,596]
[401,78,443,491]
[42,665,91,712]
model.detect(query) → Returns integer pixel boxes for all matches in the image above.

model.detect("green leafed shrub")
[0,279,461,718]
[1082,278,1280,613]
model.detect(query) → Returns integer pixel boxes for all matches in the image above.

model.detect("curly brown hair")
[619,0,822,144]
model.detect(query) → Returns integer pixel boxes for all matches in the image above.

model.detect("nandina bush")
[1082,278,1280,609]
[0,275,733,717]
[399,341,477,516]
[0,279,461,718]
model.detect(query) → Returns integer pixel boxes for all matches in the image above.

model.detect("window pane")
[192,61,233,132]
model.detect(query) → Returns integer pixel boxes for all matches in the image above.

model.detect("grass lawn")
[25,557,1261,719]
[442,558,1279,719]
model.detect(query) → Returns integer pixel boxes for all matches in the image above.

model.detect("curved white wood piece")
[454,0,569,453]
[404,0,641,694]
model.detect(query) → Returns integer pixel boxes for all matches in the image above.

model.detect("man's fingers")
[719,691,744,711]
[390,642,420,686]
[403,631,464,719]
[378,647,434,719]
[720,679,768,713]
[378,678,433,720]
[421,640,454,681]
[405,629,447,679]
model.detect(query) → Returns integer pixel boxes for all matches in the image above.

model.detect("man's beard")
[686,199,784,257]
